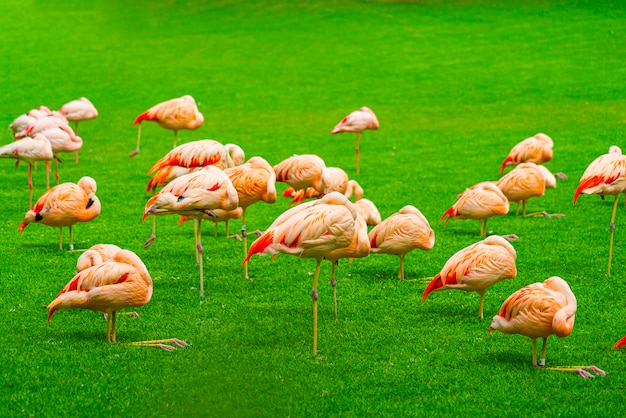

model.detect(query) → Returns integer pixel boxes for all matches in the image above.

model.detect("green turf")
[1,0,625,416]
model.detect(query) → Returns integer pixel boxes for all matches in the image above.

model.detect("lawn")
[0,0,624,416]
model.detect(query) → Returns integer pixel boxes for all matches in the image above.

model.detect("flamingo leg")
[331,260,338,321]
[355,132,361,175]
[106,312,112,342]
[544,365,607,378]
[225,219,230,237]
[54,157,60,185]
[129,123,141,157]
[173,130,179,148]
[478,291,485,319]
[28,163,33,209]
[480,219,487,237]
[214,222,219,237]
[59,227,63,250]
[194,218,199,264]
[68,225,74,251]
[515,202,520,216]
[398,254,405,280]
[130,338,189,351]
[111,311,117,343]
[242,209,249,279]
[144,216,157,248]
[522,201,528,216]
[45,160,51,190]
[608,195,619,276]
[538,336,548,367]
[197,218,204,297]
[312,259,321,355]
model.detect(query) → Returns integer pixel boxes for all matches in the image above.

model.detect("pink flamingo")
[0,133,53,208]
[331,106,379,174]
[130,95,204,157]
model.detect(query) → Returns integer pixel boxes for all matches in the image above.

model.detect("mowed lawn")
[0,0,625,416]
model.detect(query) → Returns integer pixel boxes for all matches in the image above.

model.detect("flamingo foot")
[129,149,139,158]
[555,172,568,180]
[130,338,189,351]
[68,244,74,251]
[144,234,156,248]
[544,366,607,378]
[231,234,243,241]
[501,234,519,242]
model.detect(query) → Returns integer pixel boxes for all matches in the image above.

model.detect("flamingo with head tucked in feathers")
[224,156,277,279]
[129,95,204,157]
[59,97,98,163]
[441,182,509,237]
[243,192,370,355]
[500,133,553,174]
[331,106,379,174]
[368,205,434,280]
[273,154,331,205]
[489,276,605,378]
[142,165,238,296]
[422,235,517,319]
[573,145,626,276]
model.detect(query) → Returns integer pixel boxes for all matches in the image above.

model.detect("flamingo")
[0,133,53,208]
[129,95,204,157]
[613,335,626,349]
[224,156,277,279]
[282,167,364,205]
[76,244,123,272]
[243,192,369,355]
[273,154,331,205]
[146,140,243,193]
[143,140,244,248]
[331,106,380,174]
[47,249,186,350]
[368,205,435,280]
[441,182,509,237]
[142,165,238,296]
[18,176,101,251]
[9,114,36,134]
[422,235,517,318]
[489,276,605,378]
[574,145,626,275]
[496,162,549,216]
[59,97,98,163]
[353,198,382,226]
[500,133,554,174]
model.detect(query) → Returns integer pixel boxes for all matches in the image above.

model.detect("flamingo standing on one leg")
[422,235,517,319]
[273,154,331,205]
[500,133,554,174]
[59,97,98,163]
[489,276,606,378]
[129,95,204,157]
[441,182,510,237]
[18,176,101,250]
[331,106,379,175]
[142,166,238,296]
[368,205,435,280]
[496,162,550,217]
[244,192,368,355]
[0,133,53,208]
[574,145,626,276]
[224,156,277,279]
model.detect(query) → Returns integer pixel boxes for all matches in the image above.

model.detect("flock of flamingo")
[1,95,624,369]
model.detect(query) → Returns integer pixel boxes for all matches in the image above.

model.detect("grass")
[1,0,625,416]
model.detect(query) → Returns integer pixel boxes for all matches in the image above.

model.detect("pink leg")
[28,163,33,209]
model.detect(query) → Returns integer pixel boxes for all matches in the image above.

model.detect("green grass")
[1,0,625,416]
